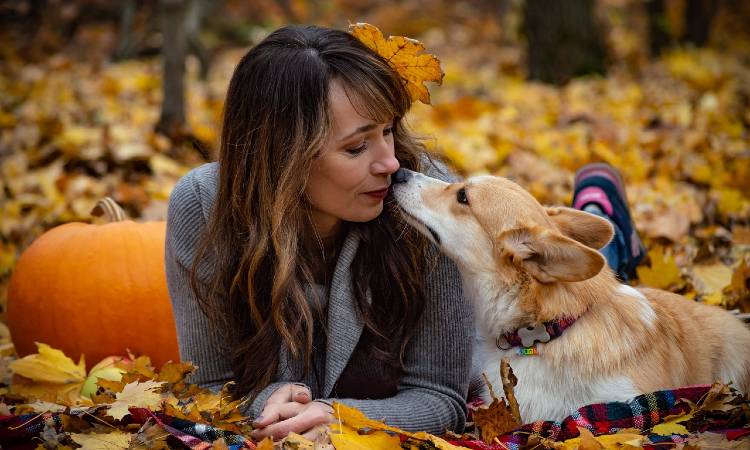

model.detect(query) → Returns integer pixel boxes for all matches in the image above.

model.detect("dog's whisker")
[394,221,409,243]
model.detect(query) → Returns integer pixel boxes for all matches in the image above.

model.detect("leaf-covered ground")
[1,3,749,315]
[1,1,749,447]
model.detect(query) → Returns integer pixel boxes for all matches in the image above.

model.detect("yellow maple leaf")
[70,431,131,449]
[107,380,165,420]
[10,342,86,384]
[329,423,400,450]
[636,246,685,290]
[332,402,404,435]
[562,427,646,449]
[282,433,314,449]
[714,188,748,218]
[349,23,443,104]
[331,402,467,449]
[9,343,88,405]
[410,431,467,449]
[651,411,693,436]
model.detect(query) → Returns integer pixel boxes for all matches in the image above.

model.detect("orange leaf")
[349,23,443,104]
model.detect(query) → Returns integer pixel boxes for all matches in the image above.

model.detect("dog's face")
[392,170,614,285]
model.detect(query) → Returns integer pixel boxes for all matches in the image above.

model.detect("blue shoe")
[573,163,646,280]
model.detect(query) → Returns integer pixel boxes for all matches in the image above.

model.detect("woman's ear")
[495,225,606,283]
[545,206,614,250]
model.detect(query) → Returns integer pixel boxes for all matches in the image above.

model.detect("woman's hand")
[251,384,334,441]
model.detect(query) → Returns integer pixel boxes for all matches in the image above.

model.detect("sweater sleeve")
[318,157,474,434]
[165,169,302,414]
[165,169,232,391]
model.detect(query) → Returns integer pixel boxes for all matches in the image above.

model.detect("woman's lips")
[364,187,389,200]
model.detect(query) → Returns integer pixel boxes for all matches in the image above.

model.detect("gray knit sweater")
[165,161,474,434]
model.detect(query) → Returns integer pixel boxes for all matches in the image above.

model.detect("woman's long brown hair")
[190,25,431,400]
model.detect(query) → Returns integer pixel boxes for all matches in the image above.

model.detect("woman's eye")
[383,126,394,136]
[457,188,469,205]
[346,142,368,155]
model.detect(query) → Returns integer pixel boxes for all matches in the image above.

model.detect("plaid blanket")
[0,407,255,450]
[453,384,749,450]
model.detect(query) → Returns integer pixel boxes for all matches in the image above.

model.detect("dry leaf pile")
[0,342,254,449]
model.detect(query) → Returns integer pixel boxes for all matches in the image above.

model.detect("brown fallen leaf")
[700,381,737,413]
[685,431,749,449]
[130,418,171,450]
[732,226,750,245]
[723,258,750,310]
[473,364,521,444]
[500,358,522,424]
[70,430,132,449]
[156,361,196,383]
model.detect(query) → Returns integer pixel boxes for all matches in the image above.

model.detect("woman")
[165,24,473,440]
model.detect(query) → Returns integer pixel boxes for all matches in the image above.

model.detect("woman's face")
[305,79,400,238]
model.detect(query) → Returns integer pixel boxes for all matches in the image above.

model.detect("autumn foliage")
[0,1,749,448]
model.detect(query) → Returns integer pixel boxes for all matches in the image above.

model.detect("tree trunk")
[157,0,187,138]
[647,0,671,56]
[114,0,139,60]
[185,0,211,80]
[523,0,606,85]
[684,0,719,46]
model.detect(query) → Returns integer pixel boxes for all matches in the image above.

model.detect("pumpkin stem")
[91,197,129,222]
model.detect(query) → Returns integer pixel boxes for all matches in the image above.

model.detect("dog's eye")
[457,188,469,205]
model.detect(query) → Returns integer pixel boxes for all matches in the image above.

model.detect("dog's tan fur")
[393,172,750,422]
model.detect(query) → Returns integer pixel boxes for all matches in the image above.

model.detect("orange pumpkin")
[7,198,180,368]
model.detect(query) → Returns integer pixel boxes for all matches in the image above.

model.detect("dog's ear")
[495,226,606,283]
[545,207,614,250]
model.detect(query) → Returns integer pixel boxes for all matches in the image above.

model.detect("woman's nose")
[371,142,400,175]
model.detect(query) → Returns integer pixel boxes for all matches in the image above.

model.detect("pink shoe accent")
[574,186,614,216]
[575,167,626,199]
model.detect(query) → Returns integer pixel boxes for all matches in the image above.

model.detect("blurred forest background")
[1,0,749,321]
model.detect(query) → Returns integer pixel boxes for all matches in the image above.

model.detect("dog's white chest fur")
[475,340,640,423]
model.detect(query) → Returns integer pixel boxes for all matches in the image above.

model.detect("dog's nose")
[392,168,412,184]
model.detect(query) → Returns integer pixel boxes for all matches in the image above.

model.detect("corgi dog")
[391,169,750,423]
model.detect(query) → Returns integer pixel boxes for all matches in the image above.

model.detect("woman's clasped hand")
[250,383,334,441]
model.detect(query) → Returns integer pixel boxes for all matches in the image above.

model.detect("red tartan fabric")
[451,384,749,449]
